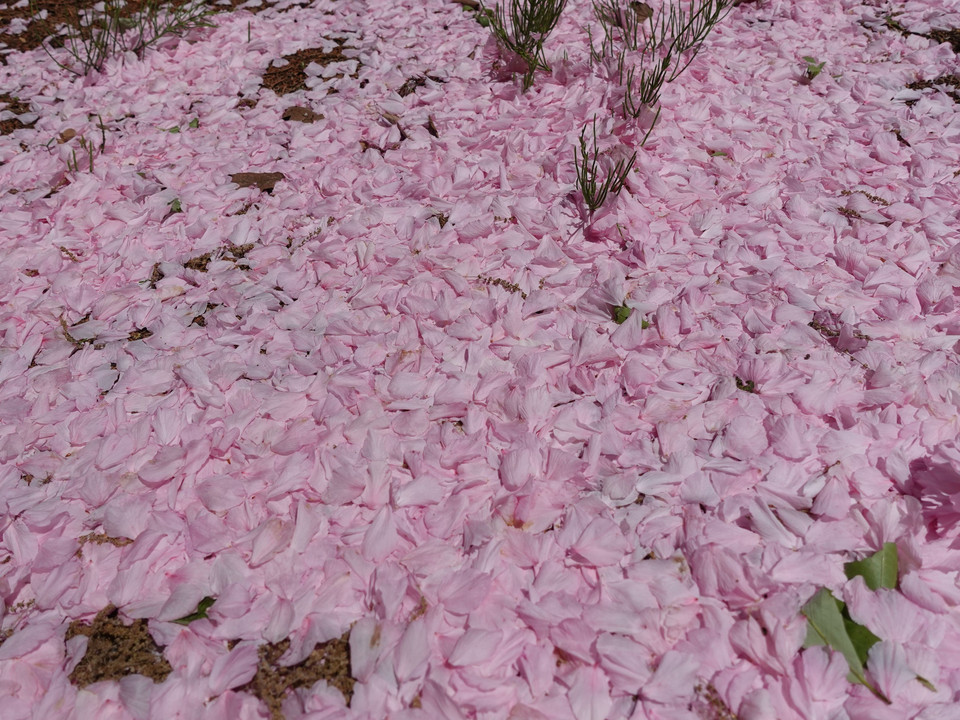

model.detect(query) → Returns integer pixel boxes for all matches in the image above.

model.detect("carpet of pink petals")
[2,0,960,717]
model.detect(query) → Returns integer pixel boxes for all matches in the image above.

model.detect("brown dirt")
[282,105,324,123]
[66,605,172,686]
[127,327,153,341]
[0,94,36,136]
[905,74,960,105]
[397,74,445,98]
[1,0,102,58]
[878,13,960,54]
[183,251,213,272]
[75,533,133,558]
[0,0,304,62]
[260,41,358,96]
[692,683,739,720]
[928,27,960,53]
[240,633,354,719]
[1,0,219,63]
[229,171,286,192]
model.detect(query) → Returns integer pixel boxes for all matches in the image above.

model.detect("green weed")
[481,0,567,90]
[802,55,826,80]
[574,116,636,214]
[32,0,215,77]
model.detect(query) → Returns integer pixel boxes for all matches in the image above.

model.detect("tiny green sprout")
[802,56,825,80]
[168,198,182,213]
[641,319,650,329]
[612,303,632,324]
[188,118,199,129]
[709,150,727,157]
[735,377,756,393]
[173,596,216,625]
[166,125,181,134]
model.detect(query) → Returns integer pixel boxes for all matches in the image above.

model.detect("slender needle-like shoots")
[32,0,214,76]
[482,0,567,90]
[575,117,637,214]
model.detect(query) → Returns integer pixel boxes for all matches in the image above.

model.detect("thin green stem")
[32,0,214,76]
[575,116,637,214]
[482,0,567,90]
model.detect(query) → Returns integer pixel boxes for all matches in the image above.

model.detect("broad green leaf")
[844,543,898,590]
[612,304,632,324]
[173,596,215,625]
[803,589,865,676]
[804,622,827,648]
[802,589,890,703]
[844,613,881,665]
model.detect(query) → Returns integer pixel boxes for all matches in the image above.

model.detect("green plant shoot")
[32,0,214,77]
[482,0,567,90]
[575,116,636,215]
[803,55,826,80]
[173,596,215,625]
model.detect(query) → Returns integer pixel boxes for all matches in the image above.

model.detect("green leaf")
[803,589,865,674]
[641,319,650,329]
[844,612,881,665]
[612,304,632,324]
[173,596,215,625]
[166,126,180,134]
[916,675,937,692]
[735,377,756,393]
[709,150,727,157]
[188,118,199,129]
[168,198,182,213]
[844,543,898,590]
[801,56,826,79]
[804,622,827,648]
[476,8,494,27]
[802,589,890,703]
